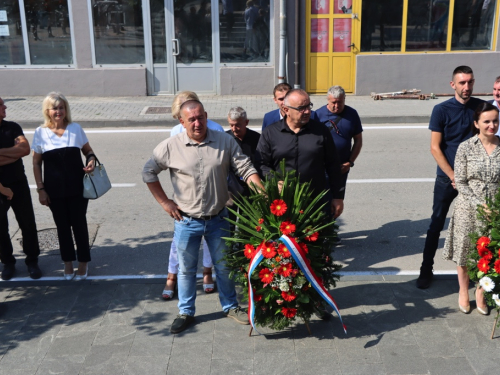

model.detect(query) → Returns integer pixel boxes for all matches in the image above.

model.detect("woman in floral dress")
[443,102,500,315]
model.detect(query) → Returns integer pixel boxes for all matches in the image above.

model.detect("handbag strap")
[86,154,101,166]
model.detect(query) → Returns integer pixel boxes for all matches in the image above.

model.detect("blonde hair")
[171,91,199,119]
[42,92,72,128]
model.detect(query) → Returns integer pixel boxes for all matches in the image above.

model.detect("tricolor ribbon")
[247,235,346,334]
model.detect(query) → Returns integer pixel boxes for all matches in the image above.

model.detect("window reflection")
[451,0,496,50]
[406,0,449,51]
[219,0,270,63]
[360,0,403,52]
[174,0,212,63]
[0,0,26,64]
[150,0,166,63]
[23,0,72,64]
[91,0,145,64]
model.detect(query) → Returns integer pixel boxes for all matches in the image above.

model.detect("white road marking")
[0,270,457,283]
[23,125,427,135]
[29,183,136,189]
[348,178,434,183]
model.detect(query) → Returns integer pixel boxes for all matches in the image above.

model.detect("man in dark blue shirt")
[417,66,484,289]
[315,85,363,199]
[0,97,42,280]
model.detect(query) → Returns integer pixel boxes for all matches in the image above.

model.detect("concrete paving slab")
[210,358,254,375]
[124,355,170,375]
[167,341,212,375]
[425,357,476,375]
[36,356,85,375]
[253,352,298,375]
[295,348,342,375]
[378,344,429,374]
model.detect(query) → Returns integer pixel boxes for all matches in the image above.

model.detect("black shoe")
[416,271,433,289]
[170,314,195,334]
[27,264,42,279]
[1,264,16,280]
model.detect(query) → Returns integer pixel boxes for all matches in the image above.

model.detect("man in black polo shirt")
[256,89,344,219]
[416,66,484,289]
[0,97,42,280]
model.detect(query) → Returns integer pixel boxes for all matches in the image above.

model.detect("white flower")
[493,294,500,307]
[279,281,289,292]
[479,276,495,292]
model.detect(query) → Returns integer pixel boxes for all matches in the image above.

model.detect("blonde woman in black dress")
[32,92,96,280]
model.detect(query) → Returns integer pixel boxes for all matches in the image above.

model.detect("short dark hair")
[495,75,500,84]
[452,65,473,79]
[273,83,292,97]
[179,99,204,114]
[471,102,499,135]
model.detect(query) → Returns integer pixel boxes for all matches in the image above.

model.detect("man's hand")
[38,190,50,206]
[162,199,183,221]
[331,199,344,219]
[340,162,351,174]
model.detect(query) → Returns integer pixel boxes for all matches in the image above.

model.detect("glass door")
[306,0,360,93]
[150,0,216,94]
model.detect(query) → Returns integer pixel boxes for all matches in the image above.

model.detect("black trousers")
[49,195,91,263]
[0,179,40,266]
[420,175,458,273]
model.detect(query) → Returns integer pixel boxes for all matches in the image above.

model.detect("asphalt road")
[8,124,456,279]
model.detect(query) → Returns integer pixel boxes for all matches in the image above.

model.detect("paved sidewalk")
[0,279,498,375]
[3,94,492,128]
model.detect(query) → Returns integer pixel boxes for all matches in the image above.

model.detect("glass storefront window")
[406,0,449,51]
[451,0,496,50]
[361,0,403,52]
[23,0,73,64]
[150,0,166,63]
[91,0,145,64]
[219,0,270,63]
[0,0,26,64]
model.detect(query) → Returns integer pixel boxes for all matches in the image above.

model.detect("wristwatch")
[349,161,354,168]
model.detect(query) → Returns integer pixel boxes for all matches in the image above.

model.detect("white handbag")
[83,157,112,199]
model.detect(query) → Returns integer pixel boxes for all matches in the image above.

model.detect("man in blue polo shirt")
[316,85,363,199]
[417,66,484,289]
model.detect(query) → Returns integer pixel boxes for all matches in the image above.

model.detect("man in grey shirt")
[143,100,264,334]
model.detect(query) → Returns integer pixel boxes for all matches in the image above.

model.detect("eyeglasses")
[286,102,313,113]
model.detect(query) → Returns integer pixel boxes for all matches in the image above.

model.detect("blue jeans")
[174,208,238,316]
[420,175,458,273]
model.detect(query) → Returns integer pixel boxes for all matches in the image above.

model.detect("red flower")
[277,264,293,277]
[254,294,263,302]
[494,259,500,274]
[255,226,262,232]
[282,307,297,318]
[477,236,491,251]
[280,221,296,235]
[478,258,490,273]
[259,268,274,284]
[270,200,287,216]
[291,269,299,277]
[298,242,309,254]
[281,290,296,302]
[243,244,256,259]
[275,256,282,262]
[478,248,494,260]
[299,210,304,214]
[260,241,277,259]
[305,231,319,242]
[258,218,264,224]
[277,244,291,258]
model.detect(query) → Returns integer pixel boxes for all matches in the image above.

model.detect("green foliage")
[224,161,342,330]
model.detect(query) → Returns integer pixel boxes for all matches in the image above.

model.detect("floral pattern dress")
[443,136,500,266]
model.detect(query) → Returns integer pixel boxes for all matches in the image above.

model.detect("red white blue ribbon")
[247,248,264,334]
[280,234,347,333]
[247,235,346,334]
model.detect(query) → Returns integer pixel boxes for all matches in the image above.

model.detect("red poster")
[334,0,352,14]
[310,19,329,53]
[311,0,329,15]
[333,19,351,52]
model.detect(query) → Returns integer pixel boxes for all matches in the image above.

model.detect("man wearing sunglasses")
[256,89,344,220]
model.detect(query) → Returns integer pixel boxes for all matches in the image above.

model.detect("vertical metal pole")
[293,0,300,88]
[278,0,287,83]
